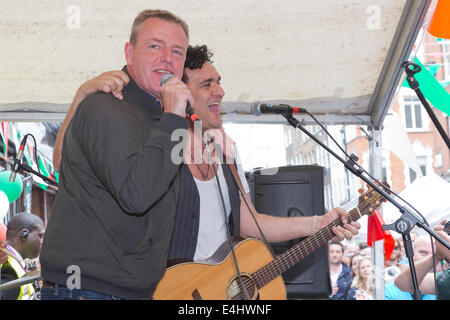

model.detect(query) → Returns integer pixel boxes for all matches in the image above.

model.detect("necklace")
[187,130,218,181]
[189,152,212,180]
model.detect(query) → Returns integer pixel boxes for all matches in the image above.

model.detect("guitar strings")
[230,194,378,299]
[255,191,382,287]
[228,191,383,299]
[256,191,382,287]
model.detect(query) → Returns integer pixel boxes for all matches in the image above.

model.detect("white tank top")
[193,164,249,261]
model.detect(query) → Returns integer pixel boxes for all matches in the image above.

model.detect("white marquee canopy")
[0,0,432,126]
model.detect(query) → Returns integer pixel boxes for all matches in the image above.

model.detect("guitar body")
[153,187,385,300]
[153,238,287,300]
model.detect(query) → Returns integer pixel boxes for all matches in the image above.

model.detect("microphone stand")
[401,61,450,150]
[17,162,58,187]
[281,112,450,300]
[8,133,58,187]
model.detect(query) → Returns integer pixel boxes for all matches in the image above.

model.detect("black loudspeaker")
[246,165,331,299]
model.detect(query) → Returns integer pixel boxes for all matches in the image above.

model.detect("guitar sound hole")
[227,274,257,300]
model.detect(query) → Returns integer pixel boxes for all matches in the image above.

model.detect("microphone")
[251,103,307,116]
[9,135,27,182]
[160,73,199,122]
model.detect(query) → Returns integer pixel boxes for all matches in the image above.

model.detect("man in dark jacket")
[329,241,352,300]
[38,9,192,300]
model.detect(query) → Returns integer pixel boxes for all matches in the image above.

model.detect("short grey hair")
[129,9,189,45]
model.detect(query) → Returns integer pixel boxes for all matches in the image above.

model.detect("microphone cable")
[299,109,444,299]
[10,133,41,176]
[201,130,248,300]
[300,109,428,227]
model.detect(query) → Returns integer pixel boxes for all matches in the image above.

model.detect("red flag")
[367,210,395,265]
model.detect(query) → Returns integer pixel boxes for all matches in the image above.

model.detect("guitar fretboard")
[251,203,369,289]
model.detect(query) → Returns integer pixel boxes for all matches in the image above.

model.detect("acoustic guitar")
[153,188,385,300]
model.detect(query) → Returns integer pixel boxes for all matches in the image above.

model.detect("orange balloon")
[428,0,450,39]
[0,222,6,242]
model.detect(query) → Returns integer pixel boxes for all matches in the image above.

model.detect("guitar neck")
[252,206,363,289]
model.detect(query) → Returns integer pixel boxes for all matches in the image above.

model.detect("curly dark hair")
[182,45,214,83]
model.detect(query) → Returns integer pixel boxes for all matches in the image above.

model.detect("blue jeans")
[40,283,123,300]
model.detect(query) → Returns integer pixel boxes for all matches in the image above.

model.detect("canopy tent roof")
[0,0,432,126]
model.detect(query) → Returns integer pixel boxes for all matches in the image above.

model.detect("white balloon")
[0,190,9,221]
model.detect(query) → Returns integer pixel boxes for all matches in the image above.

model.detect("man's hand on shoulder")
[79,70,130,101]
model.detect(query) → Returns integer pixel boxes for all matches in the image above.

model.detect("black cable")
[431,235,439,300]
[12,133,58,186]
[300,110,443,298]
[25,134,41,174]
[302,109,429,226]
[201,129,248,300]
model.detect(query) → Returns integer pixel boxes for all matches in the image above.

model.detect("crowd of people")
[329,220,450,300]
[1,212,449,300]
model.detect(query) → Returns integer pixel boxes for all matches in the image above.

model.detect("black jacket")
[40,68,188,299]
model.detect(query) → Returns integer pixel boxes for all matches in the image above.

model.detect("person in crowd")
[395,220,449,300]
[329,241,352,300]
[0,212,45,300]
[349,253,362,280]
[384,237,407,282]
[344,242,360,258]
[359,247,371,257]
[342,242,360,266]
[340,253,361,299]
[385,235,436,300]
[398,231,418,266]
[346,256,374,300]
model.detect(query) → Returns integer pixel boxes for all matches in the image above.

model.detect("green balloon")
[0,170,23,203]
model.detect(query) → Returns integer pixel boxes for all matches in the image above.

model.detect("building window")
[409,155,428,183]
[409,167,417,184]
[442,40,450,81]
[435,152,443,168]
[417,155,427,176]
[403,96,426,131]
